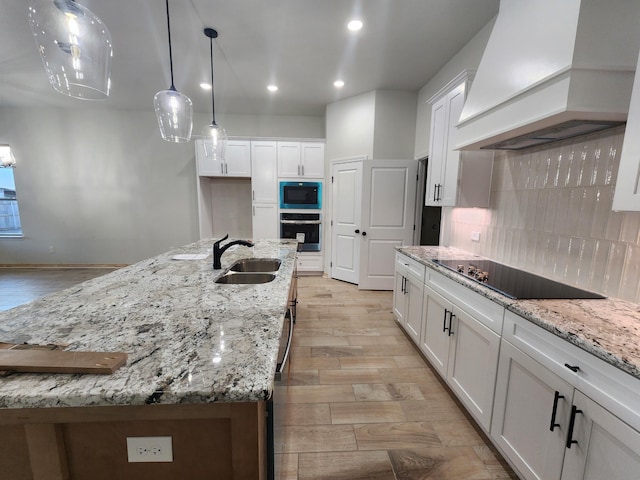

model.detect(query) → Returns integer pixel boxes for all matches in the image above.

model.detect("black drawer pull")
[549,391,565,432]
[566,405,583,448]
[564,364,580,372]
[448,313,455,336]
[443,309,450,333]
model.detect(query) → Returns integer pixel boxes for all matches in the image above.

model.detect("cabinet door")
[251,142,278,203]
[225,140,251,177]
[300,142,325,178]
[404,274,424,344]
[277,142,302,177]
[440,83,465,206]
[252,203,278,240]
[393,269,407,325]
[426,96,447,206]
[491,339,573,480]
[420,285,452,378]
[196,139,224,176]
[447,305,500,431]
[561,390,640,480]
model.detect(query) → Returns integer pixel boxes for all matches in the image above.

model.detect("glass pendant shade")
[0,146,17,168]
[27,0,112,100]
[154,88,193,143]
[201,122,227,161]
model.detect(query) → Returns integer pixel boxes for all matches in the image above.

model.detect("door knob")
[355,229,360,234]
[362,231,367,236]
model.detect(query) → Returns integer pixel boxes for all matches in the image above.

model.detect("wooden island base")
[0,402,266,480]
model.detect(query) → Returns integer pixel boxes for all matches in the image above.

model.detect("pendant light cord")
[164,0,176,90]
[209,36,216,125]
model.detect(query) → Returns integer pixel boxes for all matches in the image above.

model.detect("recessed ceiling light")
[347,19,363,31]
[334,80,345,88]
[267,84,278,92]
[200,82,211,90]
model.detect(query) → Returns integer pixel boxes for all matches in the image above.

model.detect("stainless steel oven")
[280,213,322,252]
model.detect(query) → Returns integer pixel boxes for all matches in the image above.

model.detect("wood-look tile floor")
[0,268,118,312]
[0,268,518,479]
[275,275,518,480]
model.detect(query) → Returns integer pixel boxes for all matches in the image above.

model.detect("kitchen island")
[0,239,298,480]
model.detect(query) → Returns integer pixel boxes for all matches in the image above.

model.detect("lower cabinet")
[561,390,640,480]
[421,282,500,431]
[494,311,640,480]
[491,339,573,480]
[393,253,426,344]
[393,251,640,480]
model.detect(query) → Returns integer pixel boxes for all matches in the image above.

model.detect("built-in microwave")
[279,181,322,209]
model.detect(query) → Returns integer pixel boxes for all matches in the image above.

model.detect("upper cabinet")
[196,139,251,178]
[426,71,493,207]
[613,50,640,211]
[277,141,325,178]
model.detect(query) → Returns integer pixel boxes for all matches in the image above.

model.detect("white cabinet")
[252,203,278,240]
[196,139,251,177]
[296,253,324,273]
[277,141,325,178]
[492,339,573,480]
[421,270,502,431]
[613,49,640,210]
[426,72,493,207]
[393,253,426,344]
[493,311,640,480]
[251,141,278,240]
[561,390,640,480]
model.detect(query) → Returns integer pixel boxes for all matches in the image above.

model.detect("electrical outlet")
[470,231,481,242]
[48,245,55,253]
[126,436,173,463]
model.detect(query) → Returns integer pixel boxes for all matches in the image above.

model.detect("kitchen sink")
[229,258,281,272]
[215,272,276,284]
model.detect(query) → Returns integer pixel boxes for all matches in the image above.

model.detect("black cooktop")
[432,259,606,300]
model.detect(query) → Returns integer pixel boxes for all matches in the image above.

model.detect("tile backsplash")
[446,125,640,303]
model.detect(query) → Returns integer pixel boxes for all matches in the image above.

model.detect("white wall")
[325,91,376,161]
[413,18,496,159]
[0,107,324,265]
[372,91,418,160]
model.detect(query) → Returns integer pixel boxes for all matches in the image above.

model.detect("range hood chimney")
[456,0,640,151]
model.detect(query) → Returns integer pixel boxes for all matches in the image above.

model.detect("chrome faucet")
[213,234,254,269]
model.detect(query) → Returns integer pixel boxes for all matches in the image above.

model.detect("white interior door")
[359,159,418,290]
[331,160,363,284]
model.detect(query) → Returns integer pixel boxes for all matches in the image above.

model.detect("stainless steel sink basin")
[215,272,276,284]
[229,258,281,272]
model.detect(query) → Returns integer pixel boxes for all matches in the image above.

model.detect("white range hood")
[455,0,640,151]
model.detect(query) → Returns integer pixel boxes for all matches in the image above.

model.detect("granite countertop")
[398,246,640,380]
[0,239,298,410]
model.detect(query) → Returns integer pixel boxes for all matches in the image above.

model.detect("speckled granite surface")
[398,246,640,380]
[0,239,298,409]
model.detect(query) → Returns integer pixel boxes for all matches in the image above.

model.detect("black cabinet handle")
[564,364,580,372]
[402,276,407,295]
[362,231,367,236]
[433,184,438,202]
[565,405,583,449]
[549,391,565,431]
[355,229,360,234]
[448,313,455,336]
[443,309,450,333]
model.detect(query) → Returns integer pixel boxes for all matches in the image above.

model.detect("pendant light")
[153,0,193,143]
[27,0,112,100]
[202,28,227,161]
[0,146,17,168]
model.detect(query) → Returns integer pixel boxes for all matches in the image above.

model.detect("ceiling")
[0,0,499,116]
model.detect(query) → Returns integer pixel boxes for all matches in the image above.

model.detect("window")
[0,145,22,237]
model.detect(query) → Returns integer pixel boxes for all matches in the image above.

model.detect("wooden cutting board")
[0,349,127,374]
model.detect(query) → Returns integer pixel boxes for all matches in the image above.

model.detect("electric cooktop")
[431,259,606,300]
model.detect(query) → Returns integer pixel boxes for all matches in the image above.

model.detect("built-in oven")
[279,181,322,209]
[280,213,322,252]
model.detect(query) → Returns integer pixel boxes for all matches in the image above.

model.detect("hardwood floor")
[275,275,518,480]
[0,268,518,479]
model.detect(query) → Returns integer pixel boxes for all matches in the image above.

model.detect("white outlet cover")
[471,231,481,242]
[126,436,173,463]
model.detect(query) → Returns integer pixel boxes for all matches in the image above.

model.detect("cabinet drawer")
[297,254,323,272]
[504,310,640,431]
[395,252,426,283]
[427,269,504,334]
